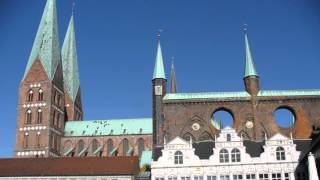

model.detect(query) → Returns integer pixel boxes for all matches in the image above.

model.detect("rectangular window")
[194,176,203,180]
[220,175,230,180]
[207,176,216,180]
[168,177,177,180]
[181,177,190,180]
[233,175,243,180]
[271,173,281,180]
[284,173,290,180]
[156,178,165,180]
[246,174,256,180]
[259,174,268,180]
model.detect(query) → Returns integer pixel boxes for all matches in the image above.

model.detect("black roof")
[153,139,312,161]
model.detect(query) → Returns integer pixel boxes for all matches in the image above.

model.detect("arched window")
[276,146,286,160]
[27,90,33,102]
[231,148,241,162]
[78,140,85,154]
[138,138,145,157]
[92,139,99,153]
[23,133,29,148]
[219,149,229,163]
[37,108,42,124]
[174,151,183,164]
[122,138,129,156]
[36,132,41,148]
[38,89,43,101]
[107,139,114,156]
[26,109,32,124]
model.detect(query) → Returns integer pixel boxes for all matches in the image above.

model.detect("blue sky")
[0,0,320,157]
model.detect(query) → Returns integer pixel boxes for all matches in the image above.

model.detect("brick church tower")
[15,0,65,157]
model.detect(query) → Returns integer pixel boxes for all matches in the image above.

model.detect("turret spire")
[23,0,61,80]
[152,33,166,80]
[244,29,258,78]
[61,15,80,102]
[170,58,177,93]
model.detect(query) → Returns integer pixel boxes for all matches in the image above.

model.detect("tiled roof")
[0,157,139,177]
[64,118,152,137]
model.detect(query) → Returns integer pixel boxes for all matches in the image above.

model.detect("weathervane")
[243,24,248,32]
[157,29,163,39]
[72,1,76,16]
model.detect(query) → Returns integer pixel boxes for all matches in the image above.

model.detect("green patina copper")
[64,118,152,137]
[244,33,258,78]
[61,15,80,101]
[24,0,61,80]
[163,91,251,100]
[139,150,152,168]
[152,41,166,80]
[163,90,320,100]
[258,90,320,97]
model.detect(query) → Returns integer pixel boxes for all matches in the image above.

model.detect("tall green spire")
[23,0,61,80]
[244,33,258,78]
[152,38,166,80]
[170,59,177,93]
[62,15,80,102]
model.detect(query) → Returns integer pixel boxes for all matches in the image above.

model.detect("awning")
[78,147,88,156]
[93,145,103,155]
[126,147,134,156]
[63,147,74,156]
[109,147,118,156]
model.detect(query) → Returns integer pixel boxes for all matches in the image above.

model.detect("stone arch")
[273,106,296,129]
[211,107,235,130]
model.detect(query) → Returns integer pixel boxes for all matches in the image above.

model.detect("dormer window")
[276,146,286,160]
[227,134,231,141]
[27,90,33,102]
[174,151,183,164]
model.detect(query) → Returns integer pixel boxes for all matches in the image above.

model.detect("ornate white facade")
[152,127,309,180]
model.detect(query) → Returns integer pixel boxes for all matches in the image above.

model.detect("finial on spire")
[157,29,163,40]
[170,57,177,93]
[243,25,258,78]
[72,1,76,16]
[243,24,248,32]
[152,30,166,80]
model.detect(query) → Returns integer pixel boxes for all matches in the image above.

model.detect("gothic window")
[174,151,183,164]
[56,113,60,128]
[27,90,33,102]
[37,108,42,124]
[36,133,41,148]
[227,134,231,141]
[231,148,241,162]
[78,140,85,154]
[107,139,113,156]
[138,138,145,157]
[122,138,129,156]
[57,94,61,107]
[38,89,43,101]
[91,139,99,153]
[54,135,58,150]
[23,133,29,148]
[52,110,56,126]
[219,149,229,163]
[276,146,286,160]
[26,109,32,124]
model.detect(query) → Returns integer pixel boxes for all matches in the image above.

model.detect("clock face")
[246,121,253,129]
[154,85,163,95]
[192,123,200,131]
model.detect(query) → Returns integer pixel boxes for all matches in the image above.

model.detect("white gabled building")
[152,127,313,180]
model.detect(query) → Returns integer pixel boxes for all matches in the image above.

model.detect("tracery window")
[219,149,229,163]
[276,146,286,160]
[26,109,32,124]
[107,139,114,156]
[122,138,129,156]
[38,89,43,101]
[138,138,145,157]
[231,148,241,162]
[91,139,99,153]
[174,151,183,164]
[78,140,85,153]
[37,108,42,124]
[27,90,33,102]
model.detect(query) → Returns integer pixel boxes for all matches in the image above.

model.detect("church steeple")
[243,28,260,96]
[23,0,61,80]
[153,36,166,80]
[61,15,83,121]
[244,33,258,78]
[170,59,177,93]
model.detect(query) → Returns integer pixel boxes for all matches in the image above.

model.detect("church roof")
[64,118,152,137]
[62,15,80,101]
[23,0,61,80]
[163,90,320,101]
